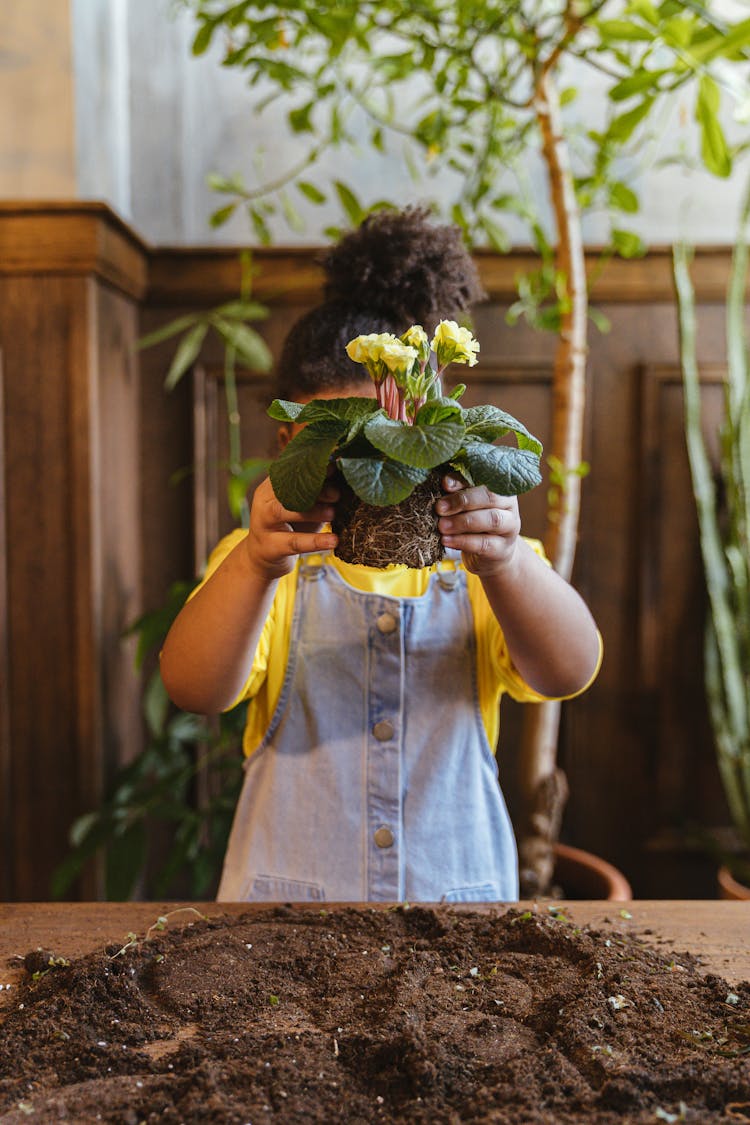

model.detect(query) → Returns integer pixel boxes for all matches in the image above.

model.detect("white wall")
[71,0,750,247]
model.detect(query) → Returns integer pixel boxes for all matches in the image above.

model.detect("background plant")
[180,0,750,893]
[674,172,750,883]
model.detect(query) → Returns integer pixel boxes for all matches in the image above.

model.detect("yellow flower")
[380,340,418,384]
[345,332,394,368]
[431,320,480,368]
[400,324,431,363]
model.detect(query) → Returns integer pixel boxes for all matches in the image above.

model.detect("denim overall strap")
[217,556,518,903]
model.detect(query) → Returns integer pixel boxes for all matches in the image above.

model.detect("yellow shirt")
[196,530,602,757]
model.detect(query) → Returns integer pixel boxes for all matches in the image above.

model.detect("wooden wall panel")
[0,206,145,901]
[0,351,10,901]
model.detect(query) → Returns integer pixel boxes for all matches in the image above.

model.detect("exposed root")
[333,470,445,568]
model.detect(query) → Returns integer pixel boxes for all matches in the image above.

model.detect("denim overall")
[217,555,518,903]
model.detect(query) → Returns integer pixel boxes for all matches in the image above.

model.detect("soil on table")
[1,905,749,1124]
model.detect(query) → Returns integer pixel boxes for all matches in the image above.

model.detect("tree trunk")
[518,69,589,897]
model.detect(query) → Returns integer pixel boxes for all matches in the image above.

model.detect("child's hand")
[436,473,521,576]
[244,476,339,580]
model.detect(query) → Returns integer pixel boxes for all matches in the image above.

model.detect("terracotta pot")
[717,863,750,900]
[553,842,633,901]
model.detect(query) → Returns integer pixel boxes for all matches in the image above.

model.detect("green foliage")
[139,297,271,392]
[269,394,543,510]
[140,255,272,528]
[674,173,750,860]
[53,582,247,900]
[182,0,750,330]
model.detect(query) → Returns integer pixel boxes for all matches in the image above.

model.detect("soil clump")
[332,472,444,568]
[1,905,749,1123]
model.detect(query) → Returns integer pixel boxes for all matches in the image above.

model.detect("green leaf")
[609,69,666,102]
[463,405,543,455]
[297,180,327,205]
[213,318,272,371]
[607,97,655,143]
[460,443,542,496]
[611,228,646,258]
[364,415,466,469]
[596,19,653,41]
[338,457,429,506]
[481,215,510,252]
[628,0,659,25]
[296,397,379,427]
[414,400,463,426]
[334,180,365,226]
[609,181,639,213]
[164,322,208,391]
[268,399,306,423]
[695,75,731,178]
[192,20,215,56]
[687,17,750,63]
[249,206,272,245]
[269,423,345,511]
[213,299,268,322]
[138,314,200,350]
[144,669,170,737]
[288,102,314,133]
[209,202,237,228]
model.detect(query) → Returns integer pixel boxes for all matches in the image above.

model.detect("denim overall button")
[373,826,394,848]
[373,720,394,741]
[376,612,398,634]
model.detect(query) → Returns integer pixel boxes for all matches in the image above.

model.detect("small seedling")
[110,907,208,960]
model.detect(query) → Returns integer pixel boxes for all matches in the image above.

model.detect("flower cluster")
[345,320,479,424]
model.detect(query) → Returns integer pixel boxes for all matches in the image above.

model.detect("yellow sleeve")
[466,538,603,747]
[189,531,297,732]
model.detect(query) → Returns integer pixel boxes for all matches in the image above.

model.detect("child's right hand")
[243,476,340,580]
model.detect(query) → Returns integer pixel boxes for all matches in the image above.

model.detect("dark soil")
[1,905,749,1124]
[333,471,444,567]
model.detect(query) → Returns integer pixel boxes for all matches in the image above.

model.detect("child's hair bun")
[320,205,486,325]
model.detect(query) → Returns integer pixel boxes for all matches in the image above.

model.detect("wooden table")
[1,901,748,1018]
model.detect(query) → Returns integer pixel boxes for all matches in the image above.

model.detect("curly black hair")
[274,206,485,400]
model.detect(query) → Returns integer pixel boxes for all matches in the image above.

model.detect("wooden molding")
[0,201,737,307]
[148,244,737,307]
[0,201,149,300]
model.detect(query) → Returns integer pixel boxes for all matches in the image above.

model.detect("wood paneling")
[0,207,145,900]
[0,202,744,901]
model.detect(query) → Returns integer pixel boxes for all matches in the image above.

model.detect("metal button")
[374,826,394,848]
[373,720,394,742]
[376,612,398,634]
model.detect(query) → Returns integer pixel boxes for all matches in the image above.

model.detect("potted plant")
[269,321,542,567]
[674,175,750,899]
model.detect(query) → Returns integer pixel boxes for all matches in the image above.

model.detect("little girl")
[160,207,602,903]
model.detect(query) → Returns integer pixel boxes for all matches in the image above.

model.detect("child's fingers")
[269,497,336,527]
[437,483,508,513]
[283,530,338,556]
[440,532,501,558]
[437,505,513,537]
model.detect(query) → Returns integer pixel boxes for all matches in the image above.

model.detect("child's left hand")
[436,474,521,576]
